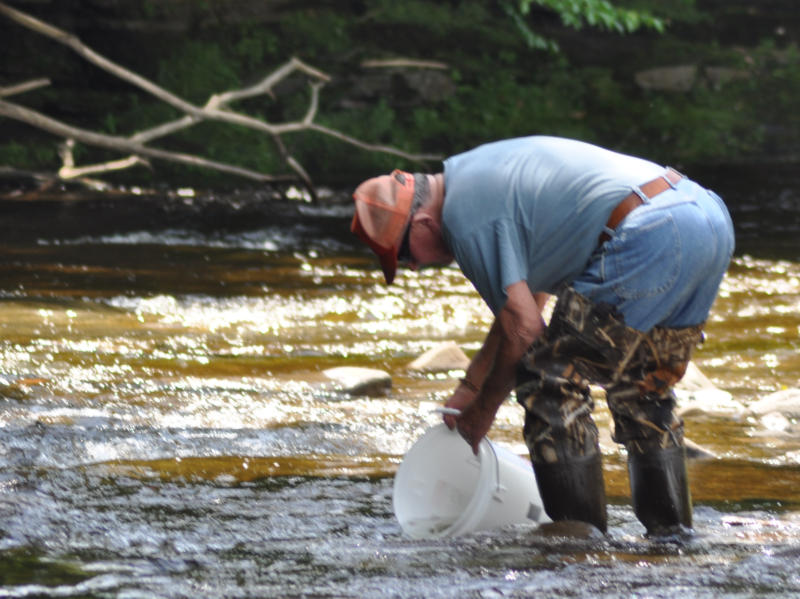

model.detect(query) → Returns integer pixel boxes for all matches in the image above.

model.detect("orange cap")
[351,169,415,284]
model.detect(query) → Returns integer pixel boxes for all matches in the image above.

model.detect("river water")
[1,169,799,598]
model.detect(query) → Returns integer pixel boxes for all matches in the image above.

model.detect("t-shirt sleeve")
[450,219,528,315]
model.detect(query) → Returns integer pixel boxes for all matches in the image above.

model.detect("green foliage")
[636,88,760,162]
[621,0,702,23]
[2,0,797,188]
[157,41,241,103]
[278,10,352,62]
[0,140,57,169]
[365,0,486,38]
[740,41,800,148]
[516,0,664,34]
[499,1,559,51]
[0,141,31,165]
[498,0,669,51]
[233,26,279,72]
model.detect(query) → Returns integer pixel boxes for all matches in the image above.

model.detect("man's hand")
[442,384,497,455]
[454,399,498,455]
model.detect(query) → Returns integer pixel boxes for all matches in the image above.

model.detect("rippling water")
[1,177,799,598]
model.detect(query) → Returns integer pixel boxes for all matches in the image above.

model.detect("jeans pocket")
[608,211,680,300]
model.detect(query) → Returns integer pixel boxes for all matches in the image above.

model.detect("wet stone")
[678,362,719,391]
[749,388,800,419]
[0,376,49,401]
[322,366,392,397]
[758,411,793,433]
[407,341,470,372]
[676,362,743,417]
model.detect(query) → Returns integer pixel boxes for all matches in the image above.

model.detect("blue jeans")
[573,176,735,331]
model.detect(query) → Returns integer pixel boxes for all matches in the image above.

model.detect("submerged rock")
[533,520,606,540]
[758,411,793,433]
[594,362,741,417]
[0,375,48,401]
[676,387,743,417]
[749,388,800,418]
[678,362,718,391]
[407,341,470,372]
[676,362,743,416]
[321,366,391,397]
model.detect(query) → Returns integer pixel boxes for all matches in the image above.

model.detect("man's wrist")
[458,377,480,393]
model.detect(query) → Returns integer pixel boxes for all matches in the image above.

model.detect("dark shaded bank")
[1,161,798,262]
[695,162,800,260]
[0,186,328,242]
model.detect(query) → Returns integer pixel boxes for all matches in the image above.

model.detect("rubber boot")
[627,445,692,537]
[533,453,608,533]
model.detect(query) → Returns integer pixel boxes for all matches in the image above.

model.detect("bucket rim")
[393,424,498,539]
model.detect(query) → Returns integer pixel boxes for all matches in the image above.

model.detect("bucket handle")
[433,408,503,494]
[486,441,503,494]
[433,407,461,416]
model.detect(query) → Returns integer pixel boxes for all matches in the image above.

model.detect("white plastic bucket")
[393,424,549,539]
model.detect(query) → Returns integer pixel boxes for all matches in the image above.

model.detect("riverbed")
[1,172,799,598]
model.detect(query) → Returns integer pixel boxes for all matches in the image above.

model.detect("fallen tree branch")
[58,138,149,179]
[0,78,50,98]
[0,2,441,196]
[0,99,294,183]
[208,57,331,109]
[308,123,442,162]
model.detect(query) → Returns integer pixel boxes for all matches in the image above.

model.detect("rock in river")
[675,362,743,417]
[407,341,470,372]
[749,388,800,419]
[322,366,392,397]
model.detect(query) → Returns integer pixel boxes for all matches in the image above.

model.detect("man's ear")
[414,211,439,232]
[415,212,452,263]
[411,210,431,225]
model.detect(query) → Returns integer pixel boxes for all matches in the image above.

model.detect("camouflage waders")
[515,287,704,535]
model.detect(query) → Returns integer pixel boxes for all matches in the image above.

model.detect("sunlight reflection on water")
[1,203,799,598]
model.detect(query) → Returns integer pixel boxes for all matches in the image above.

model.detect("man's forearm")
[472,282,546,413]
[460,318,502,391]
[464,290,547,390]
[476,316,541,411]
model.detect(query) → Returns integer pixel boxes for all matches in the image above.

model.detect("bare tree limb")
[0,99,293,182]
[0,2,443,193]
[0,78,50,98]
[302,81,323,126]
[307,123,442,162]
[268,132,316,200]
[58,138,149,179]
[208,57,331,108]
[59,157,146,179]
[129,115,198,145]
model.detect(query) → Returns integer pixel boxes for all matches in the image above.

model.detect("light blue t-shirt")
[441,136,666,314]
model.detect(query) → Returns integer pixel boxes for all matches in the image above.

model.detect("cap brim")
[351,211,399,284]
[378,245,398,285]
